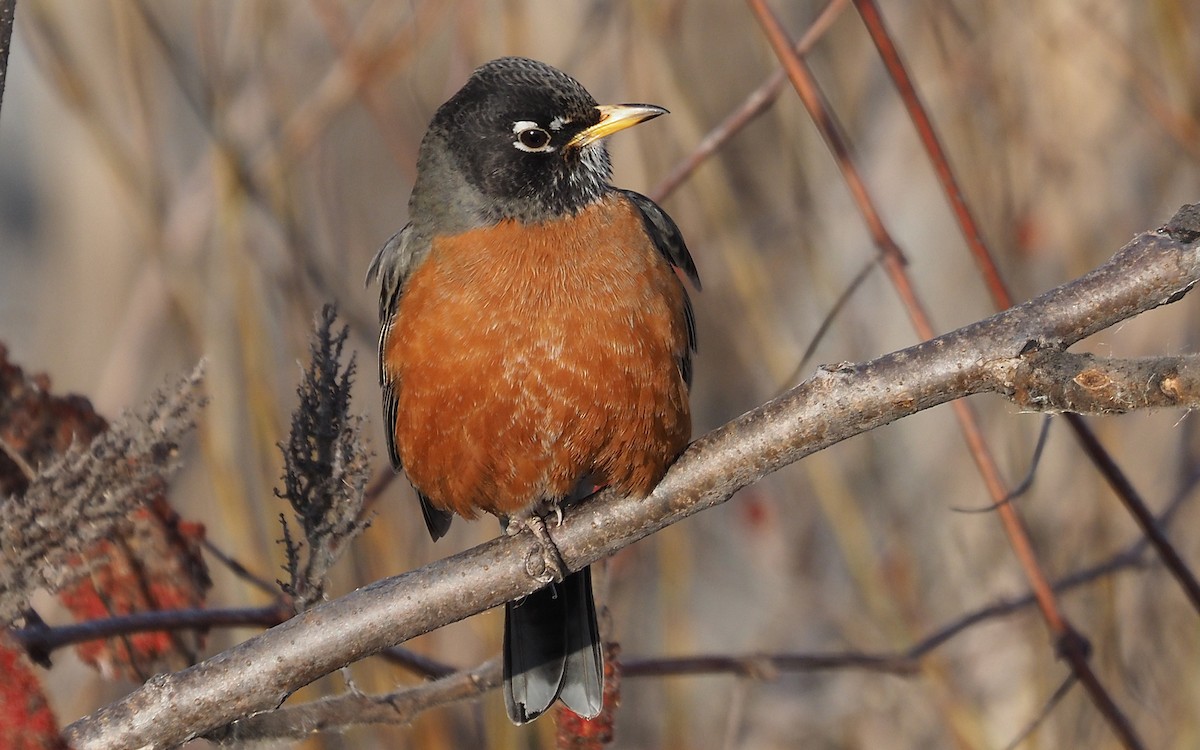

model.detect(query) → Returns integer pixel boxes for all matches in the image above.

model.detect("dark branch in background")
[277,305,371,612]
[200,538,279,596]
[11,601,455,679]
[1000,675,1077,750]
[953,416,1053,514]
[0,366,205,625]
[13,605,286,663]
[0,0,16,123]
[62,211,1200,749]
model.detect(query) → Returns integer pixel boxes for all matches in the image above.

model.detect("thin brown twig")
[952,415,1053,514]
[1065,416,1200,609]
[999,675,1077,750]
[851,0,1200,617]
[776,253,880,395]
[745,2,1143,746]
[648,0,851,204]
[379,646,457,680]
[199,538,279,596]
[849,0,1007,308]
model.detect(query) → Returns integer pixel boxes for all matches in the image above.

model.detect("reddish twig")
[649,0,850,204]
[852,0,1200,616]
[745,1,1144,746]
[850,0,1007,307]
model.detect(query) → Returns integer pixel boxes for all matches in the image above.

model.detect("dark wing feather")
[617,189,700,289]
[617,189,699,386]
[368,223,454,541]
[367,224,413,473]
[418,491,454,541]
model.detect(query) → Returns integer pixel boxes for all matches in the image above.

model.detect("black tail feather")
[503,567,603,724]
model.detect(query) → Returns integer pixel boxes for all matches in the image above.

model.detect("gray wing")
[367,224,454,540]
[617,189,700,386]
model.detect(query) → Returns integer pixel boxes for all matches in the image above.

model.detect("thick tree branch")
[1009,351,1200,413]
[64,211,1200,749]
[199,500,1172,743]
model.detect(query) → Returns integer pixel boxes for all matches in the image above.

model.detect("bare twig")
[1065,414,1200,613]
[199,538,278,597]
[999,675,1077,750]
[953,416,1052,514]
[776,253,879,395]
[624,652,917,679]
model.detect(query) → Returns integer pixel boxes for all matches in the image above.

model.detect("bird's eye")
[512,122,553,153]
[520,129,550,149]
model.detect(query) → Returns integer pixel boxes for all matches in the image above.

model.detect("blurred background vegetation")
[2,1,1199,748]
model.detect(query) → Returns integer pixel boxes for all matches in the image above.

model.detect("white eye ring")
[512,121,554,153]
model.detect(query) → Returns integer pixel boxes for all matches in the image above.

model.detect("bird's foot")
[520,514,567,585]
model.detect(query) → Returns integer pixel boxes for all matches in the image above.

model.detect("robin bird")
[369,56,698,724]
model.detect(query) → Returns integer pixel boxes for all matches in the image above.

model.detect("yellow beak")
[566,103,668,149]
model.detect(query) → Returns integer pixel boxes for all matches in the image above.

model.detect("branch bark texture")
[64,208,1200,749]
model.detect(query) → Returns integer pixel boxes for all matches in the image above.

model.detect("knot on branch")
[1161,203,1200,244]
